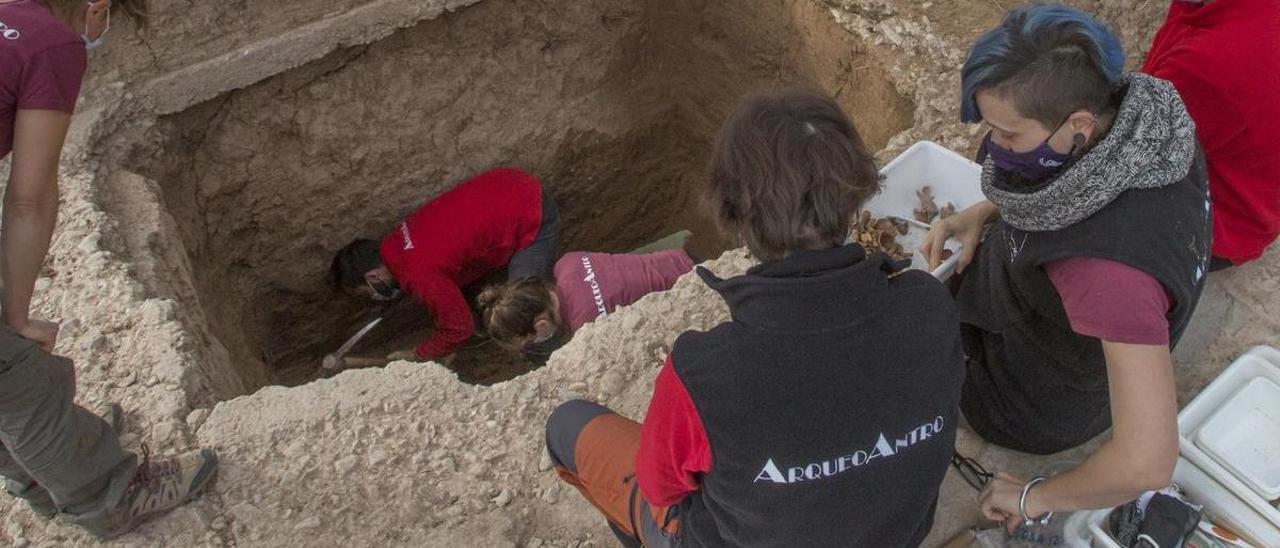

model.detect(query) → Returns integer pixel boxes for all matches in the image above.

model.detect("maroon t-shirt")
[1045,257,1172,346]
[0,0,86,159]
[554,250,695,333]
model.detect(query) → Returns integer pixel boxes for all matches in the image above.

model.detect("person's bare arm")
[3,109,72,349]
[981,342,1179,528]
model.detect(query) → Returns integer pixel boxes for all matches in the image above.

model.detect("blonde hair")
[477,277,556,349]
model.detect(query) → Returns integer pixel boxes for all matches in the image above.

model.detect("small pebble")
[186,408,211,432]
[334,455,358,476]
[492,488,512,507]
[294,516,321,531]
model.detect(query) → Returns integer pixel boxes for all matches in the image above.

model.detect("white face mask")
[82,1,109,50]
[531,328,556,345]
[366,278,400,302]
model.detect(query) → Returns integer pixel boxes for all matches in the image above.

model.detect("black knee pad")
[544,399,611,473]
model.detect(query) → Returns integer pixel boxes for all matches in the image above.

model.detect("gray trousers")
[0,326,136,535]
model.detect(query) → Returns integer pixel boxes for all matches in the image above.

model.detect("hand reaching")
[18,318,60,352]
[921,200,999,273]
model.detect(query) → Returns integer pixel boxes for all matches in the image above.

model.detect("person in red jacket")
[1142,0,1280,268]
[327,167,559,363]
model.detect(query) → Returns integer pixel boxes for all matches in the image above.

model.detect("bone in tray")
[850,185,956,268]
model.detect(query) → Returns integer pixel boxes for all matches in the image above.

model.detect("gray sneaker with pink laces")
[97,446,219,539]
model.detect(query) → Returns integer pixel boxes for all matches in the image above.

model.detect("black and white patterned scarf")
[982,73,1198,232]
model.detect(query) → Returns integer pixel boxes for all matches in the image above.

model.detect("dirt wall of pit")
[101,0,916,400]
[6,1,1268,547]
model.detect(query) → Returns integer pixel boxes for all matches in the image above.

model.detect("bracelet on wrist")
[1019,476,1054,526]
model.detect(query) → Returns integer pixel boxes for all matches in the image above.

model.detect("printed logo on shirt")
[580,256,608,318]
[1007,230,1029,262]
[753,416,945,485]
[399,222,414,250]
[0,21,20,40]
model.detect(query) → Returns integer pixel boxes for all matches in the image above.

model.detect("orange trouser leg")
[548,402,679,545]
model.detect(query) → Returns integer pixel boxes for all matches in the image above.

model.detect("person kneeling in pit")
[478,248,695,363]
[922,4,1210,531]
[326,167,560,364]
[544,90,966,547]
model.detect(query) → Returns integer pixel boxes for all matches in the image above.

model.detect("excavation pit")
[118,0,914,399]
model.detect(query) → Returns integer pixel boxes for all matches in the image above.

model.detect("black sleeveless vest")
[958,148,1210,454]
[671,245,965,547]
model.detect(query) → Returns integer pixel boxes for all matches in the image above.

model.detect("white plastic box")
[1064,347,1280,547]
[1180,346,1280,529]
[1196,376,1280,501]
[864,141,987,281]
[1082,457,1280,547]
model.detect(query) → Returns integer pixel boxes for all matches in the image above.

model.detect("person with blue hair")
[922,3,1211,533]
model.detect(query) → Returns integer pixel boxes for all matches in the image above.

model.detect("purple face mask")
[983,131,1074,182]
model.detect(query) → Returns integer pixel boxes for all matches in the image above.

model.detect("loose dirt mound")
[191,249,750,547]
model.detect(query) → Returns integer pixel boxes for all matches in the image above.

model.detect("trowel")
[322,316,386,370]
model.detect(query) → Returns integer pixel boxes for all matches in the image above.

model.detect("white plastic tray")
[1082,458,1280,547]
[1061,510,1096,547]
[1196,376,1280,501]
[864,141,986,281]
[1180,346,1280,527]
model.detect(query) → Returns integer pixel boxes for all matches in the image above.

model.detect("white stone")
[186,408,211,432]
[492,488,512,507]
[294,516,322,531]
[334,455,358,476]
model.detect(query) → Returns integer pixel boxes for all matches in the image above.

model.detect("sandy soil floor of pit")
[1,0,1276,547]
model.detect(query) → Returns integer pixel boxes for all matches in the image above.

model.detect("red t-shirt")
[634,257,1170,507]
[636,357,712,507]
[0,0,86,158]
[379,168,543,359]
[1141,0,1280,263]
[553,250,694,334]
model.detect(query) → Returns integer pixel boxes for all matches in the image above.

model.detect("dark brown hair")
[37,0,149,28]
[326,239,381,292]
[707,89,879,262]
[960,4,1124,128]
[477,277,556,349]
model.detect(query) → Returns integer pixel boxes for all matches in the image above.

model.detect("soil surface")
[3,0,1277,547]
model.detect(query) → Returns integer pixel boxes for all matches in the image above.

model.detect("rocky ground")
[3,0,1277,546]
